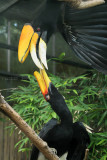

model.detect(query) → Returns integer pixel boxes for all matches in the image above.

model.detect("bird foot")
[50,148,57,155]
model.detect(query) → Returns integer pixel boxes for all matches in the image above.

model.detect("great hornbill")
[18,0,107,74]
[30,68,90,160]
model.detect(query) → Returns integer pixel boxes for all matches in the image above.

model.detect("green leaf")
[58,52,66,60]
[51,112,57,118]
[73,89,78,95]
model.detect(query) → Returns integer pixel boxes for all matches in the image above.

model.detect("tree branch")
[59,0,105,9]
[0,93,59,160]
[78,0,105,9]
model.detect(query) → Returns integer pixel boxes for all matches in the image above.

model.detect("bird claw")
[51,148,57,155]
[50,148,57,155]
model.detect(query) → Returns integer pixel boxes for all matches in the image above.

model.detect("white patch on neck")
[60,152,68,160]
[38,152,47,160]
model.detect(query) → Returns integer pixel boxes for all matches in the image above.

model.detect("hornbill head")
[18,23,48,70]
[18,0,62,70]
[34,68,51,100]
[33,67,58,103]
[34,68,70,118]
[34,68,64,104]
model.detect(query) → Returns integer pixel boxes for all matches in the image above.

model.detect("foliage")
[8,71,107,159]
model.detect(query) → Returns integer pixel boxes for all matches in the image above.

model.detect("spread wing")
[59,2,107,74]
[30,118,57,160]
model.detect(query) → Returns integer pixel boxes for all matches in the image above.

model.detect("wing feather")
[39,118,58,139]
[30,118,57,160]
[59,2,107,73]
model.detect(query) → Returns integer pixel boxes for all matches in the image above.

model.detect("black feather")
[30,83,90,160]
[30,119,57,160]
[39,118,58,138]
[58,2,107,74]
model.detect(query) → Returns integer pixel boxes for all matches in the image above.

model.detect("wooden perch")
[78,0,105,9]
[0,93,59,160]
[59,0,105,9]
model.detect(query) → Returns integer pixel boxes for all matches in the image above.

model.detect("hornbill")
[18,0,107,74]
[30,68,90,160]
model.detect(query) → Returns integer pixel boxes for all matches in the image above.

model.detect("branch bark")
[59,0,105,9]
[0,93,59,160]
[78,0,105,9]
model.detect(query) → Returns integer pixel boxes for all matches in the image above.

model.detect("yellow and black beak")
[18,23,48,69]
[34,68,51,100]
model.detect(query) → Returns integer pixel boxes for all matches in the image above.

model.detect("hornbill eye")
[37,27,41,32]
[18,24,48,70]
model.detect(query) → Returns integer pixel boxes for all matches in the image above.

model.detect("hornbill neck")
[34,70,73,124]
[48,83,73,124]
[53,103,73,124]
[32,0,63,42]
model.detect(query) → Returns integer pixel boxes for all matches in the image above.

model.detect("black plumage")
[30,83,90,160]
[31,0,107,74]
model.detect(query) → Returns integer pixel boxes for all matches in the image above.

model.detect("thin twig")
[0,93,59,160]
[0,88,17,92]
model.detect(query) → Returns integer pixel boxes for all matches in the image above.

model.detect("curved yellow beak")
[34,68,51,100]
[18,24,34,63]
[18,24,48,70]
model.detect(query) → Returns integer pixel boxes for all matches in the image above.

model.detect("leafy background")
[8,71,107,160]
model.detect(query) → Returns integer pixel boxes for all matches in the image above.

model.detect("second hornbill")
[18,0,107,74]
[30,68,90,160]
